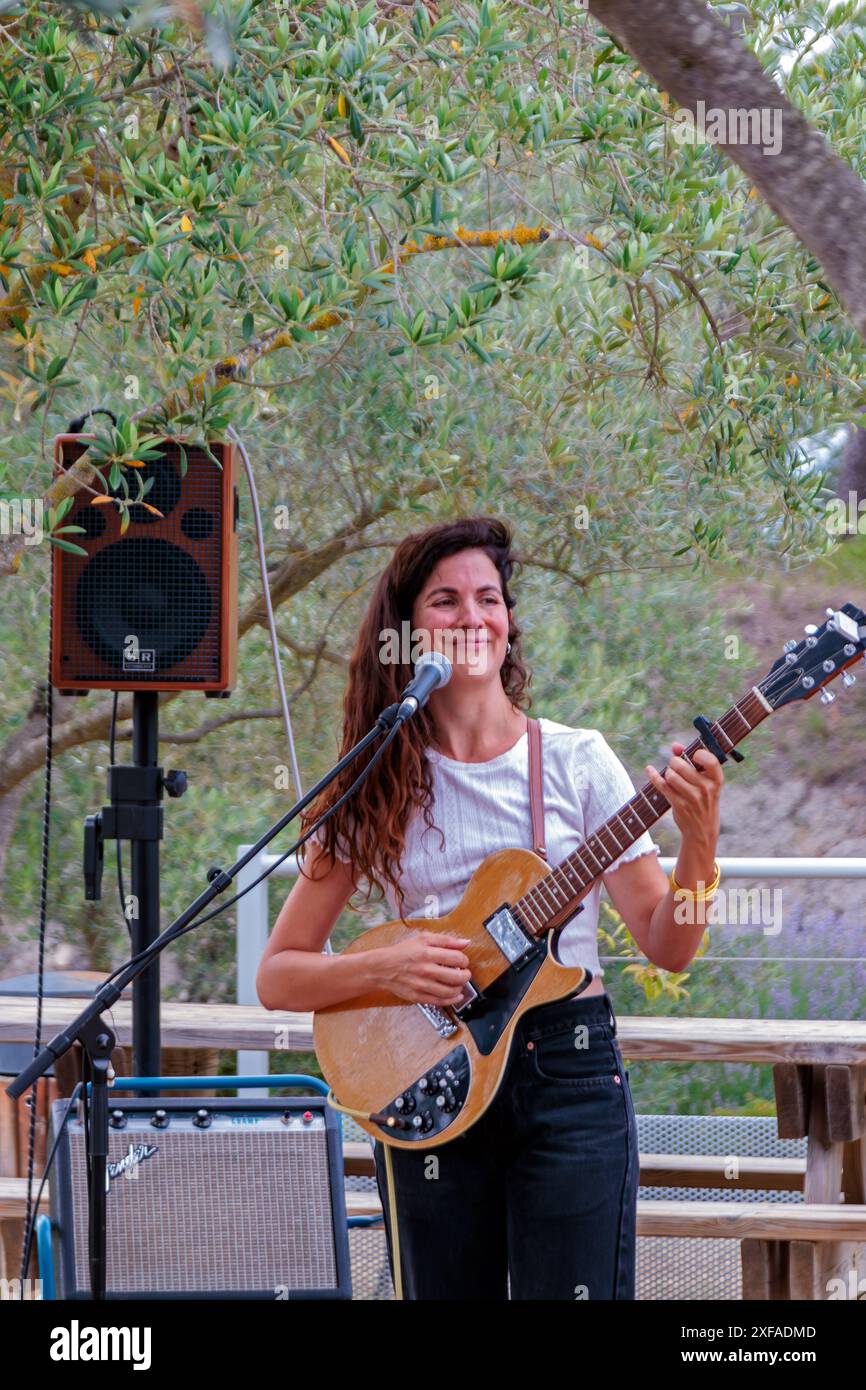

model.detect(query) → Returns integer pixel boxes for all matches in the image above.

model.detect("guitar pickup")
[483,903,535,964]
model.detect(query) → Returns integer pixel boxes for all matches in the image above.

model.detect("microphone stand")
[6,700,406,1300]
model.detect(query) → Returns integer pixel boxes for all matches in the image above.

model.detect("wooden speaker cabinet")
[51,436,239,695]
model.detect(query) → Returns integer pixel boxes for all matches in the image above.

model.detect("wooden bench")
[3,1000,865,1299]
[345,1140,807,1190]
[346,1188,866,1300]
[8,1161,857,1301]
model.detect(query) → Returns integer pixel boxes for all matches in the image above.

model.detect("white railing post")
[236,846,300,1095]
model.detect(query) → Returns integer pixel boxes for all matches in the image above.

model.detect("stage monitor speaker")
[49,1094,352,1299]
[51,435,239,695]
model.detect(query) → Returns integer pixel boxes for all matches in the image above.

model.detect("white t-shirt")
[320,716,660,978]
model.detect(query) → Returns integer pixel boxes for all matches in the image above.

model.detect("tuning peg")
[783,640,798,652]
[842,671,857,688]
[826,608,835,617]
[819,689,836,705]
[804,624,819,635]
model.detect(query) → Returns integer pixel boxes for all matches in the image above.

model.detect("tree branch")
[0,479,437,794]
[588,0,866,338]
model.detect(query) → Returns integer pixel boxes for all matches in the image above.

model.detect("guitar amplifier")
[49,1094,352,1299]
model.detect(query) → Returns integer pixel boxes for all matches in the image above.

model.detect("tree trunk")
[837,424,866,506]
[589,0,866,337]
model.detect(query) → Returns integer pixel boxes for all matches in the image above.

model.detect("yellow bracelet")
[669,860,721,901]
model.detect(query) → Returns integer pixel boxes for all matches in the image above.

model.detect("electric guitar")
[314,602,866,1149]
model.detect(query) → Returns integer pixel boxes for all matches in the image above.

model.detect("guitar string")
[514,699,756,934]
[512,673,788,938]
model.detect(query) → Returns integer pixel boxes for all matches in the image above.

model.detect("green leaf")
[48,536,88,557]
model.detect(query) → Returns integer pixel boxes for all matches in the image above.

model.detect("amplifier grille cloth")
[67,1127,338,1293]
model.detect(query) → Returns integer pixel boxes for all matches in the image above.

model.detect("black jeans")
[372,989,638,1300]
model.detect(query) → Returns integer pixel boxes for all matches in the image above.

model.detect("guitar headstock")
[761,602,866,711]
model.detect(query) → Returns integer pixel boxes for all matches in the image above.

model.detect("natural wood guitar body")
[314,848,589,1149]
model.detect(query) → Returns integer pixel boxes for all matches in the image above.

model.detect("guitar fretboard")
[512,688,772,938]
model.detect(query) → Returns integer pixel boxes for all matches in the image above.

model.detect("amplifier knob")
[193,1108,212,1129]
[151,1110,169,1129]
[109,1110,127,1129]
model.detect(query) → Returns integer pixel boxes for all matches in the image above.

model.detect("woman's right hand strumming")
[378,930,472,1006]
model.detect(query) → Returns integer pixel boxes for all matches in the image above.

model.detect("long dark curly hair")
[298,516,533,917]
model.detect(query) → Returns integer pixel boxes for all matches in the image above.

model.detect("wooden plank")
[0,999,313,1052]
[638,1153,805,1192]
[773,1063,811,1139]
[3,1000,866,1062]
[741,1239,788,1300]
[636,1201,866,1240]
[826,1064,866,1143]
[3,1173,863,1246]
[788,1241,821,1299]
[345,1142,807,1189]
[342,1193,866,1237]
[0,1177,50,1219]
[0,1087,18,1177]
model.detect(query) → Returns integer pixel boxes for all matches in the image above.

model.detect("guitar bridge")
[416,1003,459,1037]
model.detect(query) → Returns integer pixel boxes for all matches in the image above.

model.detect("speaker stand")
[83,691,188,1094]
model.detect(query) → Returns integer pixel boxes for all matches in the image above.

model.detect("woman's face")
[409,548,511,683]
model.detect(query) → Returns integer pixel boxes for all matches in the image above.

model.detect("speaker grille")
[75,538,212,673]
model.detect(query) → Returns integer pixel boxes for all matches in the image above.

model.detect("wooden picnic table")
[2,999,864,1299]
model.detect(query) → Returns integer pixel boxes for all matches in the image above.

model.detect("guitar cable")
[326,1093,404,1300]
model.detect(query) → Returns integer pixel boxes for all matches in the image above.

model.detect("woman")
[257,516,723,1301]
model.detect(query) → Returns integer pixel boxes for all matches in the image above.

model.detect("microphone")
[396,650,452,722]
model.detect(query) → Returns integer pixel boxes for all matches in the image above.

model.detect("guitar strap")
[527,716,547,861]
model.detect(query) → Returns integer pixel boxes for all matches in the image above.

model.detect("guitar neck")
[513,686,774,939]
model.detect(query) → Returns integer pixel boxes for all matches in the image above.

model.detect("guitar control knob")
[435,1095,446,1108]
[412,1114,423,1128]
[842,671,857,688]
[444,1068,455,1081]
[394,1097,405,1110]
[819,689,836,705]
